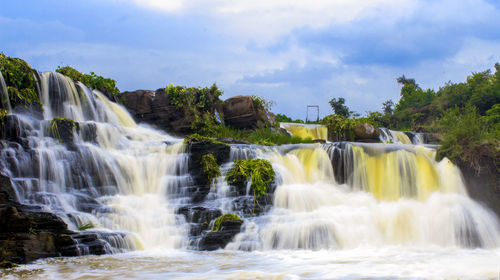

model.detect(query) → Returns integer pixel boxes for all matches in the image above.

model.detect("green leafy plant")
[251,95,274,111]
[56,65,120,96]
[211,213,242,232]
[0,53,42,109]
[226,159,275,198]
[201,153,221,185]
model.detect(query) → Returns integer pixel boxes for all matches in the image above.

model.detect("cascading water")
[279,122,328,141]
[0,71,12,113]
[1,72,189,252]
[379,127,426,145]
[227,143,500,251]
[1,72,499,279]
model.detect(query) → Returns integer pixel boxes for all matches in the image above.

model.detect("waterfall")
[1,71,499,258]
[227,143,500,250]
[0,71,12,113]
[0,72,189,251]
[280,122,328,141]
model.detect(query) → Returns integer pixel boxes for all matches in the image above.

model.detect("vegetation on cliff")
[201,153,222,185]
[56,65,120,96]
[0,53,42,110]
[226,159,275,198]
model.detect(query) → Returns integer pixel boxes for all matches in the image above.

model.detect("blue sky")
[1,0,500,119]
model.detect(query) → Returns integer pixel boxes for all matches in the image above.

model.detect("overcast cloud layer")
[1,0,499,119]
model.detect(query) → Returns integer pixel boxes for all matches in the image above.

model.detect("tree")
[329,97,350,117]
[382,100,394,115]
[397,75,418,88]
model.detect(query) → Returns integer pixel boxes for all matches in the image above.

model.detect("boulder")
[118,89,191,135]
[119,90,155,115]
[197,219,243,251]
[223,96,268,129]
[353,123,380,142]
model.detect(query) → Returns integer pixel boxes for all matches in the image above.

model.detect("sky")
[1,0,500,119]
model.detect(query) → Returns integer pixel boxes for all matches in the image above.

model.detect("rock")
[0,175,109,264]
[197,219,243,250]
[456,143,500,220]
[223,96,269,129]
[48,118,76,144]
[187,140,230,202]
[425,133,443,144]
[0,115,32,146]
[353,123,380,142]
[118,89,191,135]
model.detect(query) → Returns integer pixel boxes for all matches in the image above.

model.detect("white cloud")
[122,0,414,43]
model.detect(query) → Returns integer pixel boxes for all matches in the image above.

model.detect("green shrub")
[226,159,275,198]
[211,213,242,232]
[251,95,274,111]
[56,66,120,96]
[436,105,497,171]
[0,53,41,109]
[201,154,221,185]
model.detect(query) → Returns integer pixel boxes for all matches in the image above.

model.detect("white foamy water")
[2,248,500,280]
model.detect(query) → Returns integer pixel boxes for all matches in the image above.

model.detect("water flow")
[1,72,188,251]
[0,71,12,112]
[280,122,328,141]
[228,143,500,251]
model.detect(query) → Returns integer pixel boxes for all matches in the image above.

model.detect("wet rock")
[197,219,243,251]
[223,96,269,129]
[0,115,31,146]
[177,206,222,224]
[0,176,108,264]
[187,140,230,202]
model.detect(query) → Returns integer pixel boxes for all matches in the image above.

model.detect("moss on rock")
[211,213,242,232]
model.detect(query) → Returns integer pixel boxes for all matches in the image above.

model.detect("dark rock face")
[458,158,500,220]
[197,219,243,251]
[353,123,380,143]
[119,89,189,135]
[0,175,109,264]
[187,140,230,202]
[223,96,268,129]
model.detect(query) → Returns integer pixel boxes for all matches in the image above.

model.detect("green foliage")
[28,227,36,235]
[0,53,41,109]
[189,123,314,146]
[329,97,350,117]
[275,113,305,123]
[251,95,275,111]
[436,104,498,170]
[226,158,275,198]
[49,117,76,142]
[211,213,242,232]
[382,100,394,115]
[0,109,7,119]
[77,222,94,231]
[56,66,120,96]
[201,154,221,185]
